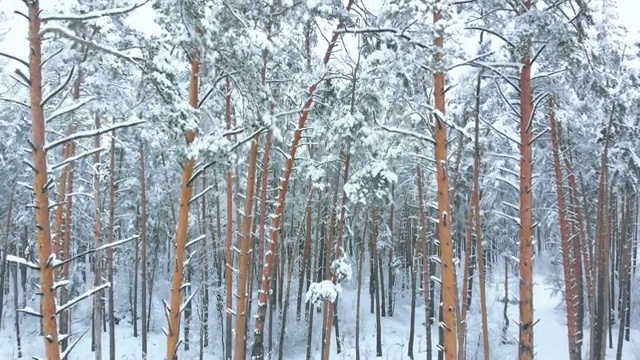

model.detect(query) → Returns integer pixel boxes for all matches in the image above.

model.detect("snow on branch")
[52,234,138,269]
[41,0,151,22]
[494,210,521,226]
[41,66,75,107]
[479,116,520,146]
[185,234,205,250]
[6,254,40,270]
[330,253,352,281]
[39,27,141,66]
[0,97,29,109]
[375,120,435,144]
[46,96,96,123]
[179,290,198,314]
[56,282,110,315]
[189,185,213,205]
[60,329,89,360]
[17,306,42,317]
[51,147,107,171]
[45,119,144,151]
[306,280,339,306]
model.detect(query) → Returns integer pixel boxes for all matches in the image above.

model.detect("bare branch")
[0,52,28,68]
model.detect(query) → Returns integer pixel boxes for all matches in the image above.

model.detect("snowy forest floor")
[1,269,638,359]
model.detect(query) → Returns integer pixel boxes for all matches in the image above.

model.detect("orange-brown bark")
[27,1,60,358]
[518,2,535,358]
[166,36,200,360]
[432,2,457,358]
[549,100,580,360]
[224,76,234,360]
[233,134,260,360]
[251,2,354,357]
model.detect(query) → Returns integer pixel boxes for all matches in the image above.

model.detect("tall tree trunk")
[549,100,580,360]
[234,133,261,360]
[92,114,103,359]
[140,144,148,358]
[417,165,432,360]
[166,32,201,360]
[107,134,117,360]
[200,174,210,348]
[591,106,614,360]
[27,2,60,358]
[251,3,354,357]
[0,184,15,331]
[472,73,490,360]
[224,76,234,360]
[323,145,352,360]
[432,2,457,358]
[355,218,366,360]
[372,206,383,357]
[388,188,395,317]
[518,2,535,359]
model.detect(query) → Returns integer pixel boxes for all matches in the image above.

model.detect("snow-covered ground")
[1,269,638,359]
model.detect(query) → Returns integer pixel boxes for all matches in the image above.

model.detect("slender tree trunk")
[417,165,432,360]
[549,100,580,360]
[200,174,210,348]
[433,2,457,358]
[92,113,103,359]
[107,134,117,360]
[388,189,395,317]
[0,184,15,332]
[224,76,234,360]
[591,106,614,360]
[234,131,261,360]
[13,259,22,358]
[472,73,490,359]
[27,2,60,358]
[252,3,354,356]
[372,206,383,357]
[139,144,148,358]
[166,33,201,360]
[355,218,366,360]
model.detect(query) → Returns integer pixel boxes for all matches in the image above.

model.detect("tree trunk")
[27,2,60,358]
[517,2,535,359]
[233,133,261,360]
[417,165,432,360]
[472,73,490,359]
[355,219,366,360]
[251,3,354,356]
[92,113,103,359]
[591,106,614,360]
[432,2,457,358]
[140,144,148,358]
[224,76,234,360]
[372,207,383,357]
[107,133,117,360]
[0,184,15,331]
[166,34,201,360]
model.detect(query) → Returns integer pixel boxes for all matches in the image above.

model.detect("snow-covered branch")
[51,147,106,171]
[46,96,96,123]
[39,27,141,66]
[56,282,110,315]
[41,0,151,22]
[6,254,40,270]
[52,234,138,269]
[45,119,145,151]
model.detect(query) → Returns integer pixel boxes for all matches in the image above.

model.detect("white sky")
[617,0,640,35]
